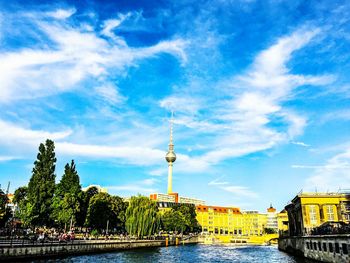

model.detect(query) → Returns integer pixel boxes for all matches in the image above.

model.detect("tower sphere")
[165,151,176,163]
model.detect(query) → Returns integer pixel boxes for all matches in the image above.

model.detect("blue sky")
[1,0,350,212]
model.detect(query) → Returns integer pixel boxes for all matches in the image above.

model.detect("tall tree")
[125,196,161,238]
[52,160,82,227]
[85,193,127,231]
[78,186,99,227]
[0,188,11,227]
[162,210,187,233]
[13,186,28,205]
[26,139,56,227]
[172,204,200,233]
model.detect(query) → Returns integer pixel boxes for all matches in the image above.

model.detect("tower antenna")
[165,111,176,194]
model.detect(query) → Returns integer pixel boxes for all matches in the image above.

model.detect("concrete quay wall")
[278,235,350,263]
[0,239,196,261]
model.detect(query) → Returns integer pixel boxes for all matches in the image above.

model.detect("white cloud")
[158,27,334,167]
[0,156,19,162]
[0,119,71,146]
[291,141,310,147]
[56,142,164,166]
[94,84,126,104]
[221,186,259,198]
[208,177,258,198]
[303,147,350,191]
[47,8,76,20]
[106,178,158,195]
[0,12,187,103]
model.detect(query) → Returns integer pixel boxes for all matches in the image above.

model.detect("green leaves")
[125,196,161,238]
[51,159,83,227]
[162,204,200,233]
[27,139,57,227]
[85,193,127,231]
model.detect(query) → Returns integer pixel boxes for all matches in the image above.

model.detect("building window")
[325,205,334,221]
[329,243,333,253]
[342,244,348,255]
[318,242,321,251]
[335,243,340,254]
[306,242,310,249]
[323,243,327,252]
[309,205,317,224]
[215,228,218,234]
[313,242,317,250]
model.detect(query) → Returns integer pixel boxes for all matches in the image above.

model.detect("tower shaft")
[165,111,176,194]
[167,162,173,194]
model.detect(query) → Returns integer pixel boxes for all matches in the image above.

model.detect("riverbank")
[0,238,199,261]
[278,235,350,263]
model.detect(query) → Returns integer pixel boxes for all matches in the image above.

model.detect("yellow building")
[196,205,243,239]
[277,209,289,233]
[242,211,267,236]
[285,192,350,236]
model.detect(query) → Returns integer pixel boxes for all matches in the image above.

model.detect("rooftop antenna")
[6,182,10,195]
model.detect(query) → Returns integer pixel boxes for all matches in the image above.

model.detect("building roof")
[196,205,241,214]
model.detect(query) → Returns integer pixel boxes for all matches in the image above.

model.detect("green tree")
[51,160,82,227]
[26,139,57,227]
[0,189,11,227]
[162,210,187,233]
[172,204,200,233]
[13,186,28,205]
[125,196,161,238]
[78,186,99,227]
[85,193,127,231]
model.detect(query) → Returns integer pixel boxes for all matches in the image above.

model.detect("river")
[32,244,317,263]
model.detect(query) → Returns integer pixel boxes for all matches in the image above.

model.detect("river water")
[35,244,316,263]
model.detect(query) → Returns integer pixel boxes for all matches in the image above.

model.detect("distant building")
[82,184,107,193]
[285,192,350,236]
[242,211,267,236]
[196,205,243,236]
[277,209,289,233]
[266,204,278,231]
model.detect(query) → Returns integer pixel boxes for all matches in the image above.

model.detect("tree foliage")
[85,192,127,231]
[52,160,82,227]
[0,189,11,227]
[172,204,200,233]
[26,139,56,226]
[13,186,28,205]
[162,210,187,233]
[125,196,161,238]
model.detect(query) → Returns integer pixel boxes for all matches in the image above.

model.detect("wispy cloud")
[291,141,310,147]
[0,8,187,103]
[159,27,334,169]
[208,177,258,199]
[303,146,350,191]
[105,178,158,195]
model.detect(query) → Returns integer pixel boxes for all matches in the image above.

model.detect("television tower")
[165,111,176,194]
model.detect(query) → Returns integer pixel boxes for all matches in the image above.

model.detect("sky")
[0,0,350,212]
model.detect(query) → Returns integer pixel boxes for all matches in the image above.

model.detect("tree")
[125,196,161,238]
[26,139,57,227]
[0,189,11,227]
[172,204,200,233]
[78,186,99,227]
[13,186,28,205]
[85,193,127,231]
[13,186,28,226]
[162,210,187,233]
[51,160,82,227]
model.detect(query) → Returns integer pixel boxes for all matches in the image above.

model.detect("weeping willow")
[125,196,161,238]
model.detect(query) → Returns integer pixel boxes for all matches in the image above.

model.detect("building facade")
[196,205,243,236]
[285,192,350,236]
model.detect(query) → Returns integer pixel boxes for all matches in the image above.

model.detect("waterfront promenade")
[0,236,199,261]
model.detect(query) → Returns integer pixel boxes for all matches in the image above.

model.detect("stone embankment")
[278,235,350,263]
[0,238,199,261]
